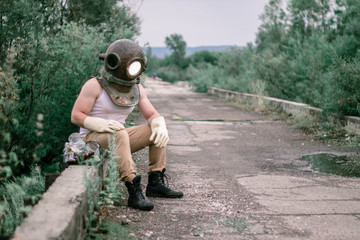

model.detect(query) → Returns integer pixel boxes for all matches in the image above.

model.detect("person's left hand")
[149,116,169,148]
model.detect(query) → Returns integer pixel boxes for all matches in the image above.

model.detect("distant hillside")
[143,45,242,58]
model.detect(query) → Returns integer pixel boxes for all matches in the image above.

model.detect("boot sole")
[128,203,154,211]
[146,192,183,198]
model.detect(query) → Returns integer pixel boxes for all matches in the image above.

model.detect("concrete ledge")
[208,87,360,135]
[13,163,104,240]
[344,116,360,135]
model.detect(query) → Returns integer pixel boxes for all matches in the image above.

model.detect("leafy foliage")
[155,33,189,82]
[1,0,140,178]
[165,34,188,69]
[0,167,44,236]
[152,0,360,118]
[143,47,161,77]
[323,57,360,116]
[254,0,360,117]
[1,0,140,236]
[99,136,123,206]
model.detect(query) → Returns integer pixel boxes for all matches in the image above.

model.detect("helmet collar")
[98,68,140,107]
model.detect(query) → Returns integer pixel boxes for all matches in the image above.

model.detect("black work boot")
[125,175,154,211]
[146,169,184,198]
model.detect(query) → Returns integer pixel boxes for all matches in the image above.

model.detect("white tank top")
[79,89,135,137]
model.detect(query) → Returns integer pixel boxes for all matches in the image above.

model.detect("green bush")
[323,56,360,117]
[257,33,334,106]
[1,0,140,236]
[4,23,106,176]
[187,63,221,92]
[1,49,19,181]
[189,50,219,68]
[144,47,162,77]
[0,0,141,179]
[0,167,44,237]
[157,65,185,83]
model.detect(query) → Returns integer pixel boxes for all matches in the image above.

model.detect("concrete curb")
[208,87,360,135]
[13,158,107,240]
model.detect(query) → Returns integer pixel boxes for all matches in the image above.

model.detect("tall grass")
[0,167,45,237]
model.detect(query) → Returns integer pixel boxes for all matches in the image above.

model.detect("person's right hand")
[149,116,169,148]
[83,116,124,133]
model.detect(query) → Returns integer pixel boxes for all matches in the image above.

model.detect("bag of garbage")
[63,133,100,164]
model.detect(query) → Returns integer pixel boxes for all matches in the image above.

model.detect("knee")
[115,129,130,143]
[144,125,156,145]
[134,125,152,140]
[144,125,152,137]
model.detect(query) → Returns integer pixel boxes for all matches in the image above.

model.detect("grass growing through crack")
[213,216,252,231]
[86,220,137,240]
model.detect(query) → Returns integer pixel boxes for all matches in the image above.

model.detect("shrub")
[0,167,45,237]
[187,63,221,92]
[323,56,360,117]
[156,65,185,83]
[3,23,107,176]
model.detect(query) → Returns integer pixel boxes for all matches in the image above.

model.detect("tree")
[287,0,333,37]
[0,0,41,62]
[165,33,188,69]
[66,0,141,42]
[0,0,141,178]
[323,56,360,117]
[66,0,117,26]
[332,0,360,58]
[256,0,287,53]
[144,46,161,76]
[189,50,218,68]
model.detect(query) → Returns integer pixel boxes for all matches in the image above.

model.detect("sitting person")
[71,39,183,211]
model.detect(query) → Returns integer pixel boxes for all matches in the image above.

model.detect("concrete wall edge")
[208,87,360,135]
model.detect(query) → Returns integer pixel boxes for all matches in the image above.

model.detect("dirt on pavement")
[104,78,360,240]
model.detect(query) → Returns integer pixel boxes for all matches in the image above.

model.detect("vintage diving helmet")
[98,39,147,106]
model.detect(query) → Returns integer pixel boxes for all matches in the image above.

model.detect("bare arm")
[137,84,161,125]
[71,78,102,127]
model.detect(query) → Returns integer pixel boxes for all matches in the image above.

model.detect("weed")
[84,132,127,238]
[98,135,124,206]
[84,154,102,235]
[286,109,320,131]
[86,219,137,240]
[214,216,252,232]
[0,167,45,237]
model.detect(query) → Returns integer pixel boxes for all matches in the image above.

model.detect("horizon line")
[142,44,243,48]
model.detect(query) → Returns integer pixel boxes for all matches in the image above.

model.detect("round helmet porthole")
[127,60,143,78]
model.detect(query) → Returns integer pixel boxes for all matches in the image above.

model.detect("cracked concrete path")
[109,78,360,240]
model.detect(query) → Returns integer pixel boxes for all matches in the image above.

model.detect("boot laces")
[135,184,146,200]
[160,170,171,187]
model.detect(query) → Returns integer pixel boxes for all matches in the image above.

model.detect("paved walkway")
[111,78,360,240]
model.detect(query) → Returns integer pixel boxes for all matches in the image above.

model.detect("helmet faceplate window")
[128,61,142,77]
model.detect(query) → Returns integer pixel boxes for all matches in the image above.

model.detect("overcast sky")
[127,0,270,47]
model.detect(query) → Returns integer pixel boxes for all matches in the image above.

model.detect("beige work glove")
[83,116,124,133]
[149,116,169,148]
